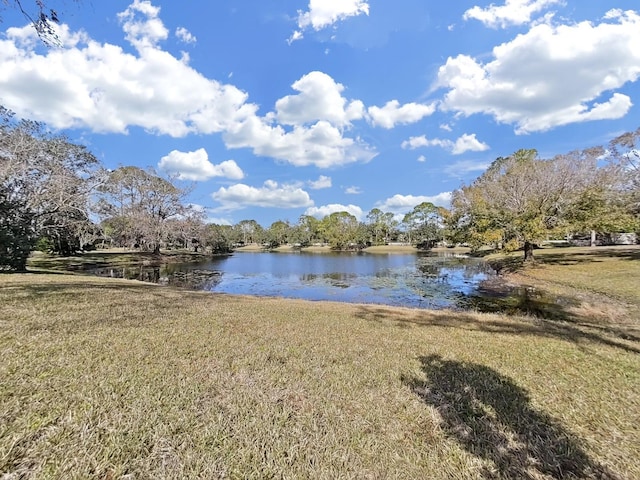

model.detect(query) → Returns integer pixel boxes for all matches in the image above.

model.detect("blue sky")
[1,0,639,227]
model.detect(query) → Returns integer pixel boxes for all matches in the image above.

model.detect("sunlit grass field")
[503,246,640,302]
[2,246,639,478]
[488,246,640,330]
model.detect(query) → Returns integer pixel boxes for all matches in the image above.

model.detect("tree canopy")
[448,144,639,260]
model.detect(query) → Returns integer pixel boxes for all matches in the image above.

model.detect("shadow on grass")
[483,246,640,274]
[531,247,640,266]
[461,282,640,345]
[0,275,171,303]
[463,281,581,321]
[402,355,620,479]
[354,306,640,354]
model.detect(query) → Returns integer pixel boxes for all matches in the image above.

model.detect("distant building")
[569,232,637,247]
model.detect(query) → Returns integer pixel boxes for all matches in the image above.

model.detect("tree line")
[1,106,638,270]
[0,108,451,270]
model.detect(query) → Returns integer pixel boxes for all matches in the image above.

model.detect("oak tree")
[450,149,593,260]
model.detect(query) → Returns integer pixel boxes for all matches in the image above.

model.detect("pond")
[86,250,502,310]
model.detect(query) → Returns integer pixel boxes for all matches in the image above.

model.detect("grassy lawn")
[502,246,640,303]
[2,247,639,478]
[487,246,640,332]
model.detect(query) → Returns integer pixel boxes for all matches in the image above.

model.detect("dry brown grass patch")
[1,273,639,479]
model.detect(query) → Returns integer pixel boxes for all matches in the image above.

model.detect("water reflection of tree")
[88,264,223,290]
[86,253,497,305]
[300,272,356,288]
[167,270,223,290]
[403,355,619,479]
[416,256,491,280]
[416,263,440,277]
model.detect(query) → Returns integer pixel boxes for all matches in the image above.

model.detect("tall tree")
[609,127,640,216]
[366,208,386,245]
[402,202,443,247]
[168,208,207,252]
[450,149,595,260]
[366,208,397,245]
[204,223,234,254]
[567,186,639,246]
[0,183,35,270]
[266,220,291,248]
[97,167,188,254]
[1,107,103,266]
[290,215,321,247]
[233,219,264,246]
[449,185,504,251]
[561,145,639,245]
[320,211,364,250]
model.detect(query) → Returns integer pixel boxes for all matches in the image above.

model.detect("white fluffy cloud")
[275,71,364,127]
[344,186,362,194]
[175,27,196,44]
[308,175,332,189]
[402,136,447,150]
[450,134,490,154]
[437,9,640,133]
[0,4,379,168]
[463,0,562,28]
[368,100,436,129]
[221,70,376,168]
[118,0,168,49]
[305,203,364,220]
[224,116,376,168]
[212,181,314,211]
[376,193,452,213]
[401,133,489,154]
[158,149,244,181]
[0,3,250,137]
[290,0,369,42]
[219,70,375,168]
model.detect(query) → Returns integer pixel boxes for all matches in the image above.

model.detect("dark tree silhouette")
[1,0,80,45]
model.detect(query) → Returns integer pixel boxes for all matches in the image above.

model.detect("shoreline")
[233,243,472,254]
[26,245,640,325]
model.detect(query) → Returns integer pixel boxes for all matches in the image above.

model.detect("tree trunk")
[523,241,535,262]
[152,244,161,255]
[590,230,597,247]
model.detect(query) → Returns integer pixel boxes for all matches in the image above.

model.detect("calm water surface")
[88,251,496,310]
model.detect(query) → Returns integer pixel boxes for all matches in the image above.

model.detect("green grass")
[513,246,640,303]
[486,246,640,332]
[1,267,639,479]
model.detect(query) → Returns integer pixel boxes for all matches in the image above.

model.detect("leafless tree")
[1,107,104,262]
[609,127,640,215]
[97,166,190,254]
